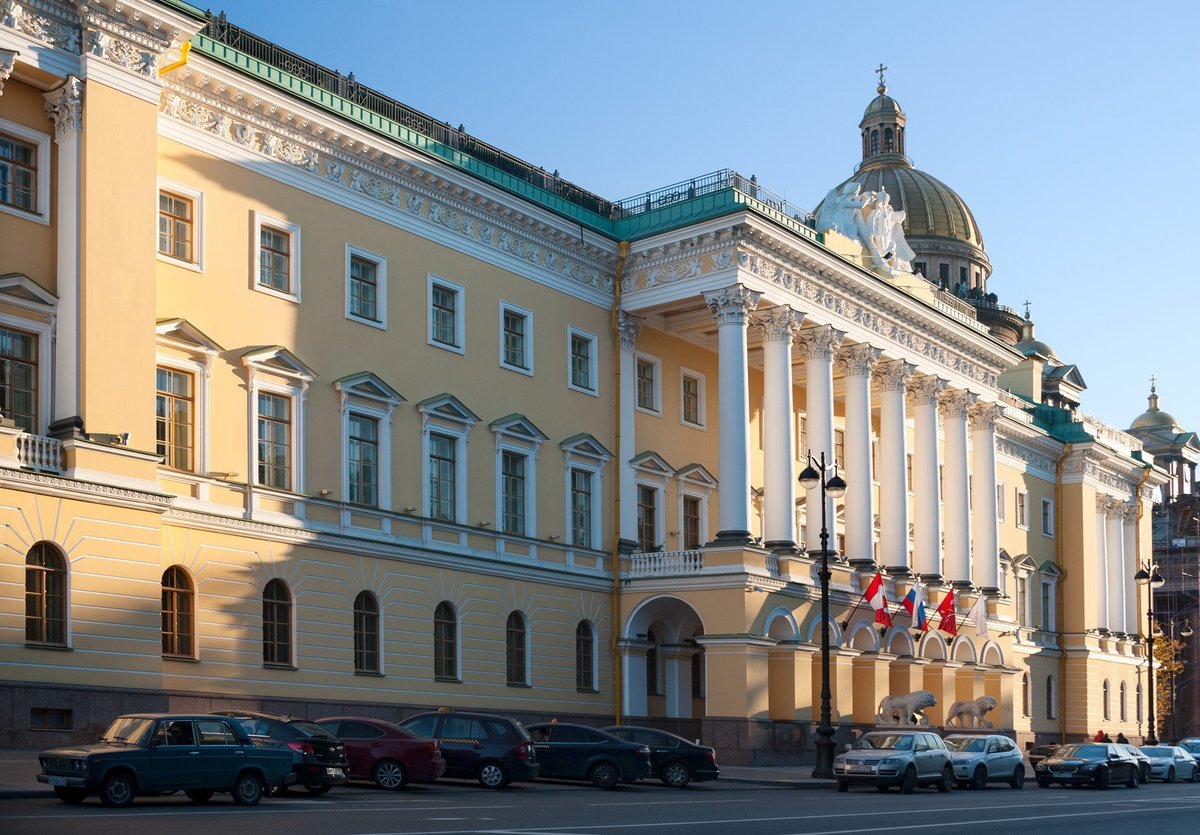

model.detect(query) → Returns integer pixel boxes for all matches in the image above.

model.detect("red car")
[315,717,445,790]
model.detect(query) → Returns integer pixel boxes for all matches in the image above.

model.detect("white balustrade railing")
[15,434,63,472]
[629,549,704,577]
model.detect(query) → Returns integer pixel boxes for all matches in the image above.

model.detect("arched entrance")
[623,595,705,719]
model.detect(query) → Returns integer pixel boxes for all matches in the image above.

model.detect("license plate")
[326,768,344,778]
[850,765,873,773]
[48,776,67,786]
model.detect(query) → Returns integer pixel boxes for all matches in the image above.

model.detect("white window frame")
[242,347,314,500]
[679,367,706,430]
[156,177,204,272]
[419,396,479,524]
[635,481,663,552]
[996,482,1005,522]
[0,307,54,436]
[345,243,387,330]
[342,406,388,508]
[675,464,716,551]
[154,353,208,474]
[1040,497,1054,537]
[561,435,611,551]
[427,274,465,354]
[566,326,598,396]
[252,210,302,302]
[0,117,51,225]
[1015,489,1030,529]
[679,491,708,550]
[498,301,534,376]
[635,352,662,416]
[1040,577,1056,631]
[491,416,546,537]
[252,381,301,492]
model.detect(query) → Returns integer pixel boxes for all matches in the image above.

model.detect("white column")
[44,77,85,437]
[797,325,845,555]
[1105,497,1125,633]
[969,402,1004,592]
[704,285,761,544]
[1122,502,1139,635]
[908,375,947,579]
[757,306,805,549]
[836,343,881,567]
[1095,496,1109,631]
[617,312,643,550]
[940,389,975,586]
[874,360,914,574]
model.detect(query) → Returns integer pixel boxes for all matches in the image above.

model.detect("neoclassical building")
[0,0,1168,760]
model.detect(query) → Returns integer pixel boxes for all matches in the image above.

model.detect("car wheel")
[1166,766,1176,784]
[1094,767,1109,790]
[53,786,88,804]
[304,784,332,795]
[1036,778,1050,789]
[970,766,987,790]
[1189,765,1198,783]
[477,761,509,789]
[99,772,136,808]
[1009,767,1025,789]
[900,766,917,795]
[233,772,263,806]
[184,789,214,803]
[1125,767,1138,789]
[660,761,692,788]
[1141,765,1150,784]
[590,762,620,790]
[373,759,409,790]
[837,780,848,792]
[937,766,953,793]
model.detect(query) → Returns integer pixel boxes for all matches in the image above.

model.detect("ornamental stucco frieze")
[0,47,16,94]
[1,0,81,53]
[1059,447,1141,496]
[995,434,1057,476]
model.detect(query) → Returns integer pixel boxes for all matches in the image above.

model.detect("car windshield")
[945,737,987,753]
[1057,744,1107,759]
[1140,747,1172,757]
[853,733,914,751]
[99,716,155,744]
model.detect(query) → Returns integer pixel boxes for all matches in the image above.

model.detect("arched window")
[353,591,379,674]
[1046,675,1055,719]
[262,579,292,666]
[870,129,880,155]
[1022,673,1030,717]
[506,611,527,686]
[434,601,458,680]
[1102,680,1110,720]
[161,566,194,658]
[884,127,894,152]
[1119,681,1127,721]
[646,628,660,696]
[575,620,595,691]
[25,542,66,645]
[1137,682,1144,723]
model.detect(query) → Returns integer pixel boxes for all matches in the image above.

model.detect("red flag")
[864,572,894,628]
[935,590,958,636]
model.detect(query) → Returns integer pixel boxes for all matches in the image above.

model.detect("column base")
[764,540,797,553]
[950,579,974,590]
[919,573,944,585]
[885,565,912,579]
[848,557,877,570]
[711,530,753,546]
[48,416,85,440]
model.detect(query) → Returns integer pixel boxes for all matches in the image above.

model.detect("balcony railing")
[614,169,814,225]
[629,549,704,577]
[16,434,62,473]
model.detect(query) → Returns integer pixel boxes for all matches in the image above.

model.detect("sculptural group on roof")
[816,183,916,276]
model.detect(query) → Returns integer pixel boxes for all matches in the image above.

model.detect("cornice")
[1060,444,1149,498]
[0,465,174,512]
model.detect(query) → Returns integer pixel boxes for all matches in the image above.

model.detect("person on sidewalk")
[1116,732,1128,744]
[1093,730,1106,742]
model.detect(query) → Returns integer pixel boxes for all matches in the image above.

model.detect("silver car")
[945,733,1026,789]
[1138,745,1199,783]
[833,730,953,794]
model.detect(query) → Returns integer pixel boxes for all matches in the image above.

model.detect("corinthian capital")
[43,75,83,141]
[753,306,805,343]
[0,49,16,97]
[616,311,643,352]
[938,388,977,420]
[796,324,845,361]
[872,358,916,392]
[906,374,947,407]
[704,284,761,326]
[835,343,882,377]
[968,401,1005,433]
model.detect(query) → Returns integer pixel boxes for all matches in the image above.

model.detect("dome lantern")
[860,64,907,164]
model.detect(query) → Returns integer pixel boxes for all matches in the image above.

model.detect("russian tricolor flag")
[901,583,928,632]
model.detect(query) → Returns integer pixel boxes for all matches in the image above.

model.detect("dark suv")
[399,711,538,788]
[213,710,348,794]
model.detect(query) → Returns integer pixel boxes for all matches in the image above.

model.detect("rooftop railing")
[614,169,814,224]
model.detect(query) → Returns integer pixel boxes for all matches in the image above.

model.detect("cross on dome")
[875,62,888,93]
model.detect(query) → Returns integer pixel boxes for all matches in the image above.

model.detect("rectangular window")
[1041,583,1052,631]
[30,707,72,731]
[259,226,291,292]
[959,265,968,286]
[500,304,532,373]
[797,415,807,458]
[914,261,927,277]
[1016,575,1027,626]
[348,413,379,506]
[430,282,459,348]
[428,432,457,521]
[636,357,659,412]
[349,255,378,321]
[938,263,950,284]
[1016,490,1029,528]
[501,450,526,535]
[683,495,701,550]
[681,372,703,427]
[834,429,845,465]
[256,392,291,490]
[637,485,658,552]
[157,191,193,262]
[569,330,595,392]
[1041,497,1054,536]
[155,366,194,471]
[906,453,914,492]
[570,468,593,547]
[996,483,1005,522]
[0,325,38,433]
[0,131,37,212]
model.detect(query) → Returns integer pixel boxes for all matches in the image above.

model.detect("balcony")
[14,433,63,473]
[629,549,705,577]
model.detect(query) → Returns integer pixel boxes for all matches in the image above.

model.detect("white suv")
[945,733,1025,789]
[834,730,953,793]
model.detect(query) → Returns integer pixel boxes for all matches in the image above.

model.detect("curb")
[0,787,50,799]
[719,775,834,790]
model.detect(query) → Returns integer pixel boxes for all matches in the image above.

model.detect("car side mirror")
[148,737,162,748]
[844,744,852,752]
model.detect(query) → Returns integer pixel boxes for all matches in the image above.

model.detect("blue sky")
[213,0,1198,434]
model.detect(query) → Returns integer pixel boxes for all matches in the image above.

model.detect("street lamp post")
[799,450,846,780]
[1135,563,1167,745]
[1166,617,1193,742]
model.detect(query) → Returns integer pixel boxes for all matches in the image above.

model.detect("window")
[996,483,1005,522]
[1016,574,1027,627]
[635,354,660,413]
[1102,680,1110,720]
[353,591,380,674]
[576,620,596,691]
[884,127,894,152]
[568,327,596,394]
[429,432,456,520]
[347,413,379,506]
[1046,675,1055,719]
[0,128,38,214]
[155,366,194,471]
[938,263,950,284]
[157,190,193,262]
[420,394,478,524]
[691,649,704,698]
[1041,498,1054,536]
[1016,490,1029,528]
[959,266,968,286]
[906,453,913,492]
[256,392,292,490]
[25,542,66,645]
[428,276,464,352]
[570,468,593,547]
[870,129,879,155]
[506,611,528,686]
[1022,673,1030,717]
[30,707,72,730]
[253,212,301,300]
[914,261,927,277]
[637,485,659,552]
[1119,681,1127,722]
[1040,581,1052,631]
[434,601,458,680]
[835,429,845,466]
[680,369,705,428]
[562,434,610,550]
[161,566,194,658]
[499,303,533,374]
[346,245,386,328]
[501,450,527,535]
[262,579,292,666]
[0,325,38,433]
[1137,683,1143,723]
[683,495,702,550]
[646,629,660,695]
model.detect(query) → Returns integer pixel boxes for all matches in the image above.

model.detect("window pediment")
[156,318,223,356]
[333,371,404,409]
[631,450,674,477]
[1038,560,1062,578]
[0,273,57,318]
[241,345,316,383]
[417,393,479,428]
[560,432,612,462]
[490,413,547,443]
[676,462,717,489]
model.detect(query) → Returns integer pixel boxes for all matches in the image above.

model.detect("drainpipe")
[1055,443,1071,743]
[610,241,630,725]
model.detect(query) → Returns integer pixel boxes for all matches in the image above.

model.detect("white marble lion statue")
[877,690,937,726]
[946,695,997,728]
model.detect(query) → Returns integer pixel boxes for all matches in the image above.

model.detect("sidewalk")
[0,750,829,799]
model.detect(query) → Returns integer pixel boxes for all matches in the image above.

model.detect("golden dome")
[1130,387,1179,431]
[863,92,903,119]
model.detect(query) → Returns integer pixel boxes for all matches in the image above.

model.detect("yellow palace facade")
[0,1,1165,762]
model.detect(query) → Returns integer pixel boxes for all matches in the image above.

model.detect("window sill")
[428,339,465,355]
[263,662,297,671]
[500,362,534,377]
[506,682,531,689]
[157,252,203,273]
[434,676,461,684]
[163,654,199,663]
[25,642,70,651]
[346,313,387,331]
[576,687,599,694]
[567,383,599,398]
[354,670,385,678]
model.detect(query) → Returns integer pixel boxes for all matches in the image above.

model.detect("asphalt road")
[4,779,1200,835]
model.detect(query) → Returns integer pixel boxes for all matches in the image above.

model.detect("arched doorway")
[623,595,705,720]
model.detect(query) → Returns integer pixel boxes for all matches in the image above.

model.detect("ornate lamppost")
[799,451,846,779]
[1135,562,1166,745]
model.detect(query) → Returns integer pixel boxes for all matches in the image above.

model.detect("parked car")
[213,710,348,794]
[314,717,445,790]
[37,713,295,807]
[604,725,719,787]
[1138,745,1199,783]
[1026,743,1061,770]
[832,730,953,794]
[1034,742,1141,789]
[944,733,1025,789]
[398,710,538,788]
[1177,738,1200,757]
[527,722,651,789]
[1115,742,1152,783]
